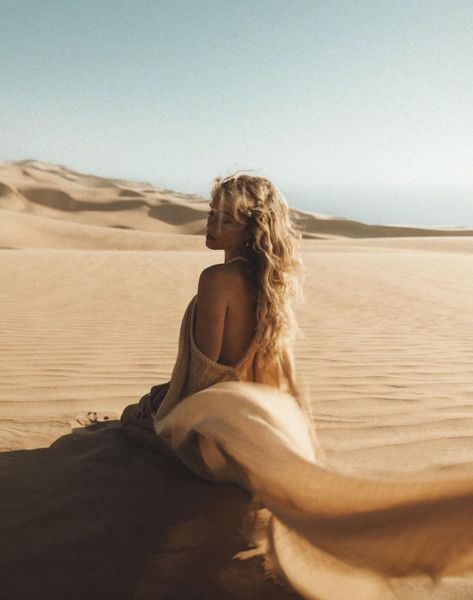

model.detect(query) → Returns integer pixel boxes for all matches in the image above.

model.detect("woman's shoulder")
[199,261,248,290]
[199,262,230,288]
[196,264,235,310]
[199,261,255,305]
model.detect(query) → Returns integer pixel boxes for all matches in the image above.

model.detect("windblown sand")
[1,161,472,599]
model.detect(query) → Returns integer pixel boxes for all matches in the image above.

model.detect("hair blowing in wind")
[210,172,317,429]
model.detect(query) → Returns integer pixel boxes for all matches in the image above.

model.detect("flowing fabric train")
[153,380,473,600]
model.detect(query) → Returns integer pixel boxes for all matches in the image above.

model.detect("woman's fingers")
[137,394,150,416]
[134,383,170,421]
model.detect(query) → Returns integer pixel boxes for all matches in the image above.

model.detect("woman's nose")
[207,214,221,230]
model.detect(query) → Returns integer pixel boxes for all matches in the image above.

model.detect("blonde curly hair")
[210,171,317,426]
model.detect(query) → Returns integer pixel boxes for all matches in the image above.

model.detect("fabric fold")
[154,381,473,600]
[150,290,473,598]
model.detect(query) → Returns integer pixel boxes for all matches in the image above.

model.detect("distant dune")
[1,160,472,250]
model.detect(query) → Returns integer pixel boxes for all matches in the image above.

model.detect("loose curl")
[210,171,317,427]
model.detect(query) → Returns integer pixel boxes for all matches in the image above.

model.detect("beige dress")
[151,255,294,424]
[129,257,473,599]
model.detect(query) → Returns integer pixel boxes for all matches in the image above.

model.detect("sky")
[1,0,472,226]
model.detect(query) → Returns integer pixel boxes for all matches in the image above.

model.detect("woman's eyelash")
[207,210,231,221]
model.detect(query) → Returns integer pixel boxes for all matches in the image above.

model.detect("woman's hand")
[136,382,171,419]
[136,394,153,420]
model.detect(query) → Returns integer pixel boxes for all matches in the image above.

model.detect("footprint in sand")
[74,411,118,426]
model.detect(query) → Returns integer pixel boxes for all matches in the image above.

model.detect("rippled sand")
[1,160,473,599]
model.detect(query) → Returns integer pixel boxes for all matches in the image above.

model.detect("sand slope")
[1,161,473,599]
[2,160,473,250]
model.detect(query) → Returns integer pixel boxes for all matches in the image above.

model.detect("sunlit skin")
[121,194,257,448]
[195,195,257,363]
[205,196,249,262]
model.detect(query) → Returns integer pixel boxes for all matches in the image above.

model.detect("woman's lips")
[206,233,215,240]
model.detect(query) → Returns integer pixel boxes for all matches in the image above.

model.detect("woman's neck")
[225,248,249,263]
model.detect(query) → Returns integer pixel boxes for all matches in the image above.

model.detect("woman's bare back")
[216,258,257,367]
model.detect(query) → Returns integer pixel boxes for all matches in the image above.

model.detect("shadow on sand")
[0,421,300,600]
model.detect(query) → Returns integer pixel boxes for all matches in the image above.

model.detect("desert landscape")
[1,160,473,599]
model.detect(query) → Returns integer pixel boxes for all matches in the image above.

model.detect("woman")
[121,171,317,456]
[120,173,473,600]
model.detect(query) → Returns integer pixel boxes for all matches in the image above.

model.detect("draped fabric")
[153,291,321,452]
[148,289,473,599]
[153,381,473,600]
[154,293,303,420]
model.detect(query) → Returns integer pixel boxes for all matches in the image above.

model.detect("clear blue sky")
[1,0,472,226]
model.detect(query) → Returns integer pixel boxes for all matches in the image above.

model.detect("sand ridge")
[3,160,473,250]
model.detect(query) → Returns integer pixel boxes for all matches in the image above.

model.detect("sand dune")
[0,209,204,251]
[1,160,473,599]
[2,160,473,246]
[0,160,209,237]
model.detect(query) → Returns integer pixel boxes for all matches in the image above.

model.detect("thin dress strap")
[225,256,250,264]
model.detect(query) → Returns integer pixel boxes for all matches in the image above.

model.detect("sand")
[1,160,473,599]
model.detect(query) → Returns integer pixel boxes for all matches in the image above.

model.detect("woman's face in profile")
[205,196,248,251]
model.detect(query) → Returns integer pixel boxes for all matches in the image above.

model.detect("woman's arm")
[194,265,229,362]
